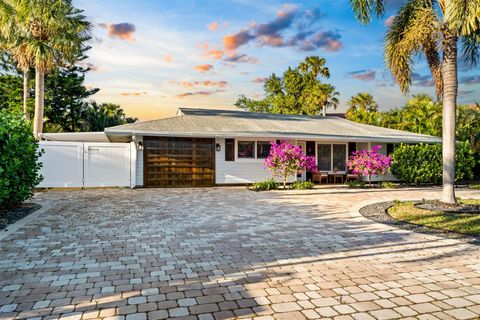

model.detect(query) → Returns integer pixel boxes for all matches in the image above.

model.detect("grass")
[470,183,480,190]
[388,199,480,236]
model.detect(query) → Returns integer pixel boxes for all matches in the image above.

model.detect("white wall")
[38,141,134,188]
[215,138,297,184]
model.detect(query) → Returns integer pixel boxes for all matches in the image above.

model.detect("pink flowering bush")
[264,141,318,189]
[347,145,391,186]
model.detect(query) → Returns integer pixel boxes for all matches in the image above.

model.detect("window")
[333,144,346,171]
[225,139,234,161]
[256,141,271,159]
[237,141,255,158]
[317,144,331,171]
[356,142,369,151]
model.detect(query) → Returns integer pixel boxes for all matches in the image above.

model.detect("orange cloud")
[163,54,173,63]
[251,77,266,83]
[223,30,254,51]
[207,21,218,31]
[120,91,148,96]
[196,42,210,49]
[169,80,228,88]
[193,64,214,73]
[204,49,224,60]
[175,89,225,98]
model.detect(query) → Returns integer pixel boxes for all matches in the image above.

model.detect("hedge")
[0,110,43,210]
[390,143,476,185]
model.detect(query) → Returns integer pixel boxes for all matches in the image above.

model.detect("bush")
[390,143,476,185]
[379,181,398,189]
[249,178,279,191]
[345,180,367,188]
[0,110,42,210]
[290,181,315,190]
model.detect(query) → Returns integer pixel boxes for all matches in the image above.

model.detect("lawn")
[388,200,480,236]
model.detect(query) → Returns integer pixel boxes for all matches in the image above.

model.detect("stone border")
[359,201,480,245]
[0,202,51,241]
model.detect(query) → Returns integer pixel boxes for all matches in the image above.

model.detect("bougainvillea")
[347,145,391,186]
[264,141,318,189]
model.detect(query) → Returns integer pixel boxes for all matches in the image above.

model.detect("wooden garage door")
[144,137,215,187]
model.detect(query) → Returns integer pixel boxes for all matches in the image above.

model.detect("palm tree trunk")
[33,68,45,139]
[23,70,29,120]
[322,105,326,117]
[441,28,458,204]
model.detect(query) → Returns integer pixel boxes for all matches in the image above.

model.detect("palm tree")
[348,92,378,112]
[319,83,339,117]
[298,56,331,80]
[350,0,480,203]
[346,93,380,125]
[0,10,31,119]
[0,0,90,138]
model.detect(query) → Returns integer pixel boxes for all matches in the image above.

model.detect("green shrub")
[0,110,43,210]
[379,181,398,189]
[249,178,278,191]
[390,143,476,185]
[345,180,367,188]
[290,181,315,190]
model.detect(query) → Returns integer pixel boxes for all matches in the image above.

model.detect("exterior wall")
[215,138,297,184]
[136,136,144,186]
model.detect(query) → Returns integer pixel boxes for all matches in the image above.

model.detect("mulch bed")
[359,201,480,245]
[0,203,41,231]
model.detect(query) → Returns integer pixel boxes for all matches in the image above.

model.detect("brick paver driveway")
[1,187,480,320]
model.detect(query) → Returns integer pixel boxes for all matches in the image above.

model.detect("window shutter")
[225,139,234,161]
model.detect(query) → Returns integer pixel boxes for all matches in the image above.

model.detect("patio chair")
[331,169,344,184]
[313,171,328,184]
[345,170,359,182]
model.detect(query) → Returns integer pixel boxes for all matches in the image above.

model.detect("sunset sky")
[75,0,480,120]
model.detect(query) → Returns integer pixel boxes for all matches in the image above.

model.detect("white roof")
[39,132,110,142]
[105,108,441,143]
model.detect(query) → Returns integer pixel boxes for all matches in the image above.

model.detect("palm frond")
[461,31,480,68]
[350,0,385,24]
[385,1,441,95]
[446,0,480,35]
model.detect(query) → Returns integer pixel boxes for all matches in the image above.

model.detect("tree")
[264,141,317,189]
[346,93,380,125]
[350,0,480,203]
[44,63,99,132]
[85,102,137,131]
[347,145,391,186]
[0,0,91,138]
[236,56,338,116]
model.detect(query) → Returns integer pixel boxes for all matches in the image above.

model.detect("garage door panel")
[144,137,215,187]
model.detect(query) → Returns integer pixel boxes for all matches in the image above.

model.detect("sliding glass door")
[317,143,347,171]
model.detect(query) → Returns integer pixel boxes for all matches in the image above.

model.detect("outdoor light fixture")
[137,141,144,151]
[216,143,221,152]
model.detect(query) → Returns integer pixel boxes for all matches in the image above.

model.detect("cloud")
[221,4,342,52]
[78,62,104,72]
[120,91,148,96]
[163,54,173,63]
[204,49,224,60]
[411,73,434,86]
[251,77,267,83]
[169,80,228,88]
[99,22,136,42]
[459,75,480,85]
[348,69,376,81]
[223,53,258,64]
[459,90,474,95]
[384,15,396,27]
[175,89,225,98]
[193,64,214,73]
[207,21,218,31]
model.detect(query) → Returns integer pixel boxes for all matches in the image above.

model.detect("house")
[102,107,441,188]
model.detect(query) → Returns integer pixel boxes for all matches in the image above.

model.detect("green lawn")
[388,200,480,236]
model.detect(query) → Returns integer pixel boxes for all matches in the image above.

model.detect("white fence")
[38,141,136,188]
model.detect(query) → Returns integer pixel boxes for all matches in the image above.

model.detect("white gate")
[38,141,135,188]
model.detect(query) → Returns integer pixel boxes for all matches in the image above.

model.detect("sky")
[75,0,480,120]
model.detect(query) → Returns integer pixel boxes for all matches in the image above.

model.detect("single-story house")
[98,107,441,188]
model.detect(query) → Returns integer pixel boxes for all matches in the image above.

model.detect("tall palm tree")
[350,0,480,203]
[298,56,331,80]
[348,92,378,112]
[0,0,90,138]
[0,10,31,119]
[319,83,339,117]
